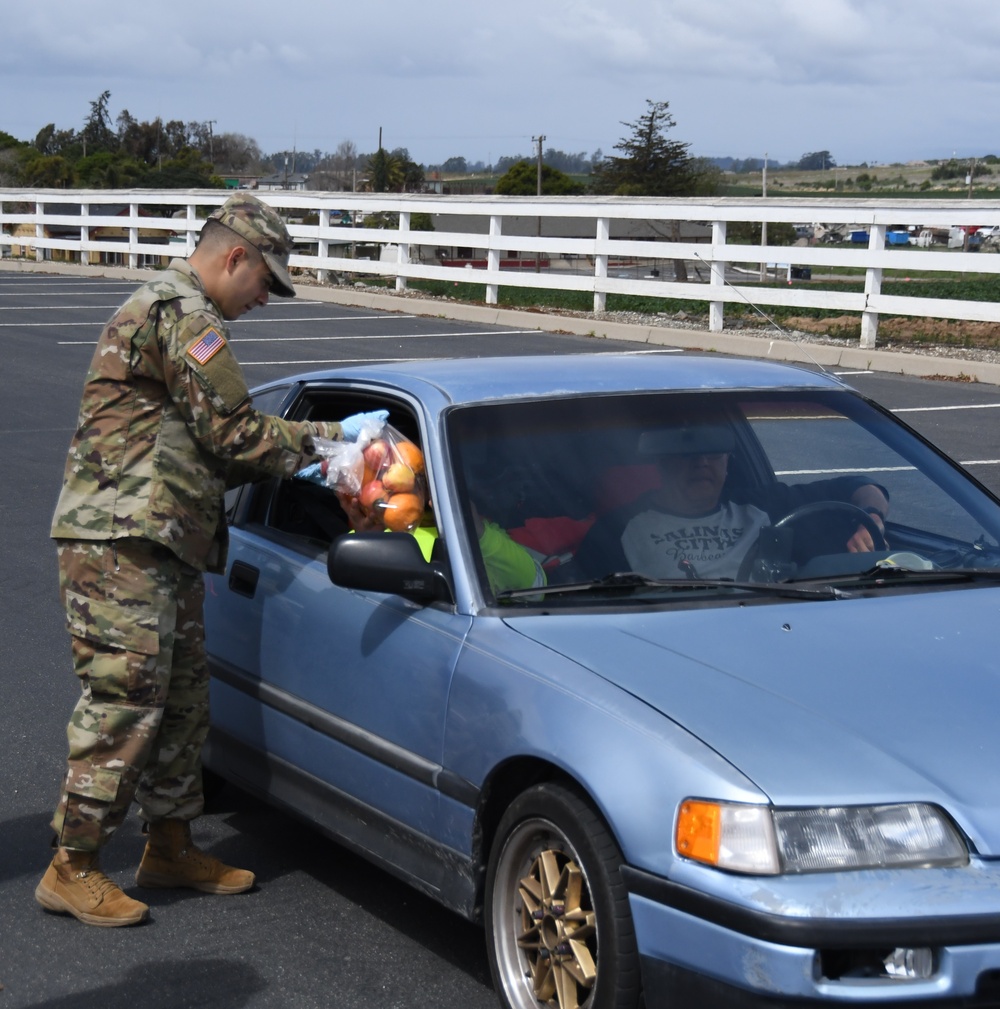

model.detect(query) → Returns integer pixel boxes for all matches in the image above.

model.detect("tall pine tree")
[591,100,696,196]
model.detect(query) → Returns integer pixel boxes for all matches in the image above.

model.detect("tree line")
[0,91,870,198]
[0,90,422,192]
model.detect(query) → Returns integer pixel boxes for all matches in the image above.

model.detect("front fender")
[444,615,765,875]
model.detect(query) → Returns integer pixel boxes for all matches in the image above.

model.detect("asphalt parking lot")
[3,270,1000,1008]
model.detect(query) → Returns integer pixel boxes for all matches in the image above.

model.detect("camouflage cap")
[207,194,296,297]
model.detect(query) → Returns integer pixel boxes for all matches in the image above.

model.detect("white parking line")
[779,460,1000,474]
[234,310,406,321]
[8,321,113,329]
[0,305,125,311]
[0,284,137,292]
[231,329,543,343]
[10,315,380,330]
[243,356,417,366]
[892,403,1000,413]
[0,299,333,310]
[239,347,683,366]
[776,465,919,476]
[56,328,546,346]
[50,330,685,347]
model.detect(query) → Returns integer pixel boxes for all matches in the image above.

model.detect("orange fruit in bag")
[394,440,425,474]
[382,492,424,531]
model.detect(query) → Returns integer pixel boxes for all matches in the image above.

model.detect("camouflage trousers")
[52,538,209,852]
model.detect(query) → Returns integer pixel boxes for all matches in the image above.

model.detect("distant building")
[257,171,310,191]
[8,204,175,266]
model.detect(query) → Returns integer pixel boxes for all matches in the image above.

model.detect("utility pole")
[532,135,545,272]
[968,158,977,199]
[206,120,216,166]
[532,135,545,194]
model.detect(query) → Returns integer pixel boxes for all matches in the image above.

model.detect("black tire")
[485,782,641,1009]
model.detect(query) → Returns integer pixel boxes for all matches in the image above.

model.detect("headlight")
[676,800,968,875]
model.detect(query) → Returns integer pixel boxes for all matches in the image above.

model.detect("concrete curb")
[6,259,1000,386]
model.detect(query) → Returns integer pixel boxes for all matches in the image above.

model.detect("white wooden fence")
[3,188,1000,349]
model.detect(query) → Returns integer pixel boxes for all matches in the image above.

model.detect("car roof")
[290,353,845,407]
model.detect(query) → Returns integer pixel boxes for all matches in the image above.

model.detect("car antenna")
[691,251,841,382]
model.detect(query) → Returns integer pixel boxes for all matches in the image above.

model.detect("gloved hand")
[295,461,326,483]
[339,409,389,442]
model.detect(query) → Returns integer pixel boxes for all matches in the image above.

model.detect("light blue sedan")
[204,354,1000,1009]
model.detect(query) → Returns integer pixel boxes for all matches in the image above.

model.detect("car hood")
[504,587,1000,854]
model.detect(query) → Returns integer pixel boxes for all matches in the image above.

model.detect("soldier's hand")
[339,410,389,441]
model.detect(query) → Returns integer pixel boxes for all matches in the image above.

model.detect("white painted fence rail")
[3,188,1000,349]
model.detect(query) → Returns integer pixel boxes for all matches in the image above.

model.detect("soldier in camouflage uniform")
[36,194,383,927]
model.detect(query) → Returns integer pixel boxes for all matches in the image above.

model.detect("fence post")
[395,211,410,293]
[486,214,502,305]
[861,223,886,349]
[709,220,727,332]
[81,202,90,266]
[129,201,139,269]
[184,203,198,257]
[594,217,609,313]
[35,201,44,263]
[317,207,330,284]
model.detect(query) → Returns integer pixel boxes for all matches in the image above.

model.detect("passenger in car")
[338,492,545,595]
[574,419,890,581]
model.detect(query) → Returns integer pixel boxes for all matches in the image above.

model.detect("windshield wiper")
[801,564,1000,588]
[497,571,849,601]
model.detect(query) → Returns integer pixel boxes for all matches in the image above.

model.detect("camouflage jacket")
[51,259,339,572]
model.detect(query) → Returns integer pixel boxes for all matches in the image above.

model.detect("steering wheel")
[774,500,888,550]
[737,501,887,582]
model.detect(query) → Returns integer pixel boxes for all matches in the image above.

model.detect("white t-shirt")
[621,501,770,579]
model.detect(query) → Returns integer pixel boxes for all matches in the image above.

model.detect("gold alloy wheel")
[491,814,600,1009]
[488,783,639,1009]
[518,846,597,1007]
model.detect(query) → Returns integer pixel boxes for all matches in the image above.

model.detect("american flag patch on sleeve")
[186,327,226,365]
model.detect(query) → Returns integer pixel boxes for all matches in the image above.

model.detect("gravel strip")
[320,279,1000,367]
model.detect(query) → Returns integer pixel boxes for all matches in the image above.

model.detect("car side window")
[242,390,421,552]
[224,384,293,520]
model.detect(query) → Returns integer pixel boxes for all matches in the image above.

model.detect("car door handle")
[228,561,260,599]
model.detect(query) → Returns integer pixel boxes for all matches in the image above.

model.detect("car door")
[205,386,474,855]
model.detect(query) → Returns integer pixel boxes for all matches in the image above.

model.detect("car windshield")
[446,388,1000,605]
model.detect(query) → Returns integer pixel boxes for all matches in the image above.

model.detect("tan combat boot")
[135,819,255,894]
[35,848,149,927]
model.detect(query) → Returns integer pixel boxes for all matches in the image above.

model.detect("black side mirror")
[328,532,454,604]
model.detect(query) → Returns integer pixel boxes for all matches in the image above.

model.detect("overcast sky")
[4,0,998,170]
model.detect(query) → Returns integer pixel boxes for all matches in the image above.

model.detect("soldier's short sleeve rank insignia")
[187,327,226,365]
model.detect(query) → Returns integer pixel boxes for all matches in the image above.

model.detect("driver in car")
[577,419,890,581]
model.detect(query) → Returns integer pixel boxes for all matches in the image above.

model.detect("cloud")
[3,0,1000,166]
